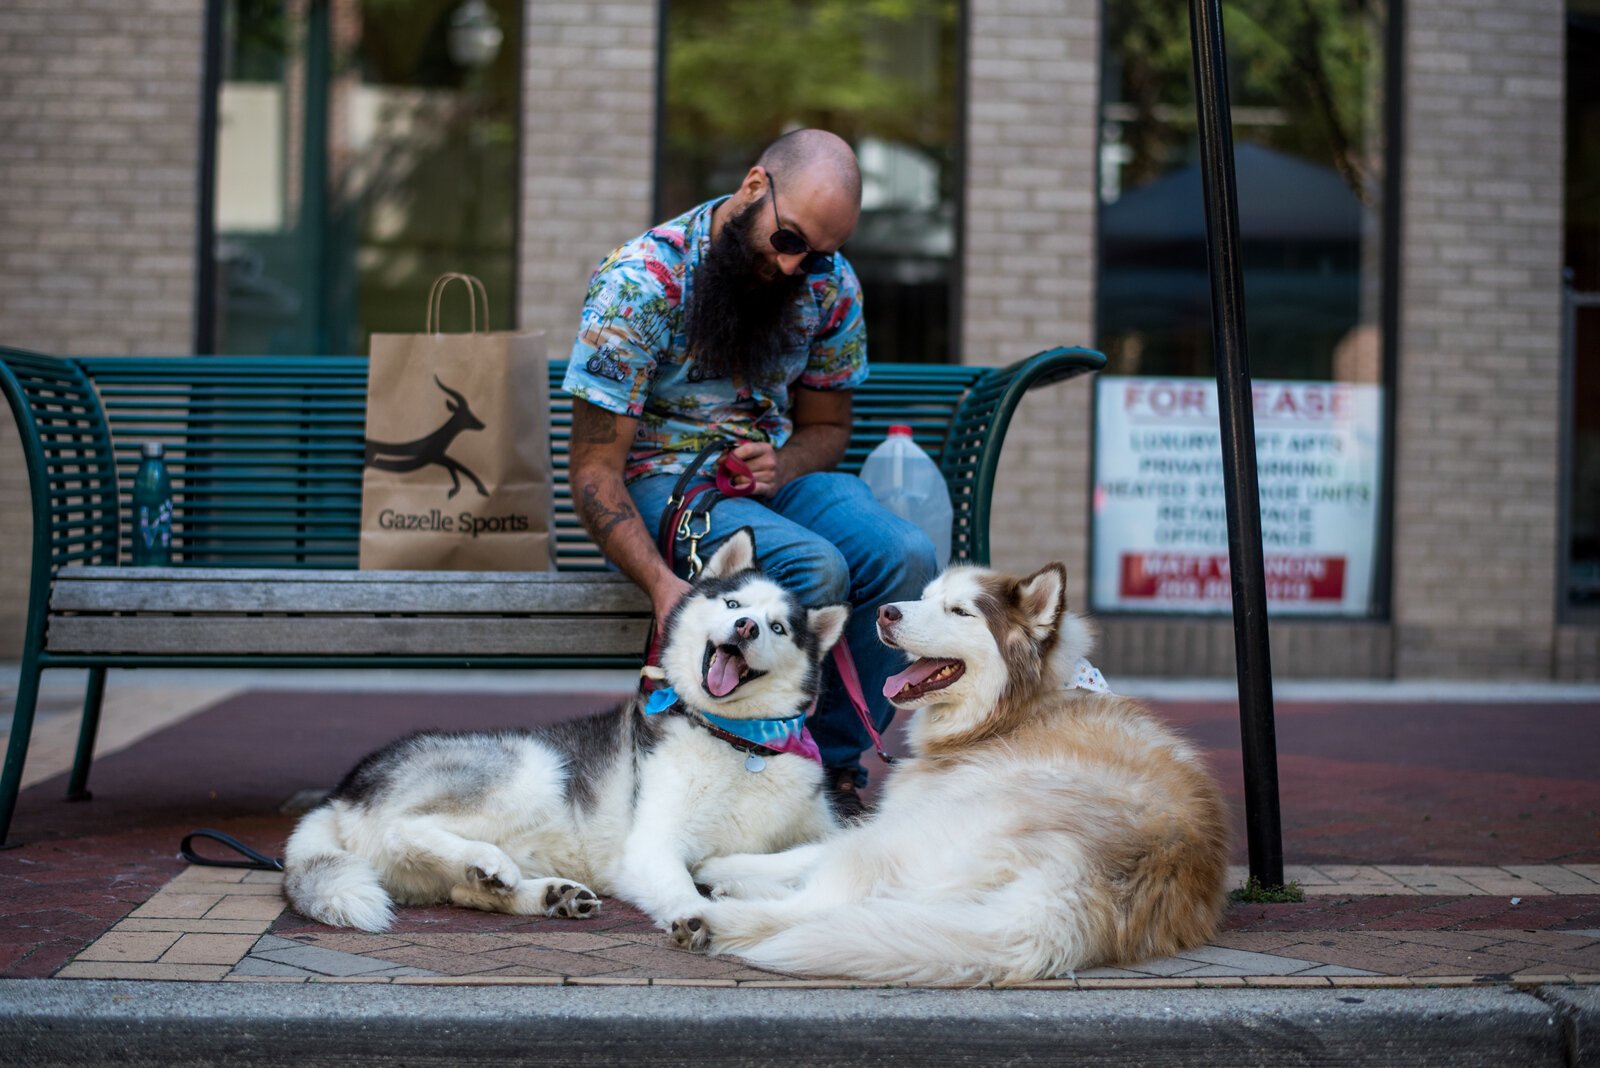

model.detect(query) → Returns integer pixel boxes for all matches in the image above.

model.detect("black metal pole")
[1186,0,1284,887]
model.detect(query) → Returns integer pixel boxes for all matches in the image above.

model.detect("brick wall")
[961,0,1101,610]
[0,1,203,655]
[516,0,658,347]
[0,0,1584,680]
[1391,0,1567,677]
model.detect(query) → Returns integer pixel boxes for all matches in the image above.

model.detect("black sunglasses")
[764,170,834,275]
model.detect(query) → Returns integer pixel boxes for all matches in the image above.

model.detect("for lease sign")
[1091,376,1383,617]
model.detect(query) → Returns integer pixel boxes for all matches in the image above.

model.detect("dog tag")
[744,753,766,773]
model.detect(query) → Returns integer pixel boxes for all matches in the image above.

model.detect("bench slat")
[55,566,642,584]
[46,616,651,657]
[51,567,649,614]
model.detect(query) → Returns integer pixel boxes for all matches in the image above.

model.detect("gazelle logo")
[364,376,488,498]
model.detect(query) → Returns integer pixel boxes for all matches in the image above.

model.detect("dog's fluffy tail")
[282,804,394,932]
[712,890,1098,987]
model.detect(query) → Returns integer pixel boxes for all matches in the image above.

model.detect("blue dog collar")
[644,686,820,760]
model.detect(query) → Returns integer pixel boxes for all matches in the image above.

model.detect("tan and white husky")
[678,562,1229,985]
[282,529,848,934]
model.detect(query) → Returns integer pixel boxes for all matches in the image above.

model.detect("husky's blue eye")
[725,598,740,609]
[771,621,786,635]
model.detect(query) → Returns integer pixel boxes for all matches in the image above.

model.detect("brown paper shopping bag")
[359,273,554,570]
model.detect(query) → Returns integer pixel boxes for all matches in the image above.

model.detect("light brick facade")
[961,0,1100,613]
[1392,0,1569,677]
[0,0,1591,680]
[516,0,658,343]
[0,0,203,654]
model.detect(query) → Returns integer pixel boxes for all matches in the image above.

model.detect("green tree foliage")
[1106,0,1382,199]
[663,0,957,207]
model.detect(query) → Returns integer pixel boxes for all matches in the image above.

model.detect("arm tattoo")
[577,483,640,551]
[573,403,620,445]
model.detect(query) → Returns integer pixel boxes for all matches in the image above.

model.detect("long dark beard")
[682,199,807,383]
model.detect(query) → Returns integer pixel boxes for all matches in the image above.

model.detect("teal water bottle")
[131,442,172,566]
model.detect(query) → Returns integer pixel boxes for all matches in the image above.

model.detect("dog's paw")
[670,916,711,952]
[540,880,601,919]
[466,851,520,894]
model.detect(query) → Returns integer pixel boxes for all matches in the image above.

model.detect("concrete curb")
[1545,986,1600,1067]
[1,979,1586,1066]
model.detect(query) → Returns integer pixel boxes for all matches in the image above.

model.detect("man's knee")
[844,515,939,603]
[876,523,939,599]
[762,536,850,606]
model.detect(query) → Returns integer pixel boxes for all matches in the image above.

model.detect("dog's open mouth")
[883,658,965,702]
[703,641,765,698]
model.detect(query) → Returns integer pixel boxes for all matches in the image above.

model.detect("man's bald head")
[756,129,862,207]
[710,128,861,282]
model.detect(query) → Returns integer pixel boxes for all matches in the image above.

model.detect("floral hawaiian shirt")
[562,197,869,484]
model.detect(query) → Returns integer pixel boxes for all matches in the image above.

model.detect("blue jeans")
[630,471,939,783]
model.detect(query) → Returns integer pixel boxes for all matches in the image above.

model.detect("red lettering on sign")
[1249,383,1351,424]
[1120,554,1346,602]
[1124,381,1209,418]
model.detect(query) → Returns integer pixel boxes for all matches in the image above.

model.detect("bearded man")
[564,129,938,819]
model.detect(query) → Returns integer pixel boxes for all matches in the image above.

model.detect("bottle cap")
[141,442,165,459]
[888,425,913,437]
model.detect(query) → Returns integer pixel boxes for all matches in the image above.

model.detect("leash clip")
[682,511,712,579]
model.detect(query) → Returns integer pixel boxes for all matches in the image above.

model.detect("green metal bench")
[0,345,1104,844]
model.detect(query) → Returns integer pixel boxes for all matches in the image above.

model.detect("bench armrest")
[0,348,122,585]
[942,346,1106,565]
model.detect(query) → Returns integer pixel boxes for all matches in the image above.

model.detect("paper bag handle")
[426,273,491,334]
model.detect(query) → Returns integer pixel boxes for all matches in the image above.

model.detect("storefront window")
[1091,0,1391,618]
[209,0,522,355]
[658,0,960,363]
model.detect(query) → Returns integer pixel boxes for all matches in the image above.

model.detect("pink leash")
[830,642,894,764]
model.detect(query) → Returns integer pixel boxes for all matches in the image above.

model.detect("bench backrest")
[45,356,985,572]
[3,346,1104,578]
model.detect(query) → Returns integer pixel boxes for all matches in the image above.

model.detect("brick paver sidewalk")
[45,863,1600,989]
[3,687,1598,989]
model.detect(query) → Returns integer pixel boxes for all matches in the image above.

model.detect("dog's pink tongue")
[882,658,945,699]
[707,648,742,697]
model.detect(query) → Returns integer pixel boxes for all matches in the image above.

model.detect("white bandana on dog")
[1069,658,1111,694]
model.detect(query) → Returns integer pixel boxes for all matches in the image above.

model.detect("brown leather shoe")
[826,767,871,824]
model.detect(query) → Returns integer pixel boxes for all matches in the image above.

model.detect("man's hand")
[727,441,785,498]
[651,573,693,637]
[725,389,852,497]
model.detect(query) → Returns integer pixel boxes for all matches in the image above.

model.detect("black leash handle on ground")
[179,829,284,872]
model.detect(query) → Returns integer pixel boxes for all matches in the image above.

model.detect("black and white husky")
[282,530,849,933]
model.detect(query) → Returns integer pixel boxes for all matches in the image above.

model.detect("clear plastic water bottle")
[131,441,172,566]
[859,424,953,564]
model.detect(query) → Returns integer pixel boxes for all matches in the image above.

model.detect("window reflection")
[212,0,522,355]
[1091,0,1391,619]
[1098,0,1388,383]
[1564,3,1600,613]
[659,0,960,364]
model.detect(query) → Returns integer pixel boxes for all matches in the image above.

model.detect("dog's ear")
[805,603,850,655]
[701,528,757,580]
[1015,563,1067,640]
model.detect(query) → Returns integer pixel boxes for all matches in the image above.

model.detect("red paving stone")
[0,688,1596,981]
[1224,895,1600,933]
[1154,701,1600,865]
